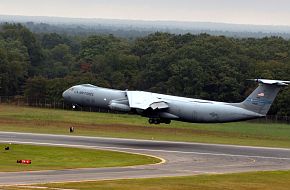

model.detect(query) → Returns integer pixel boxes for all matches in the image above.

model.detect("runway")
[1,131,290,185]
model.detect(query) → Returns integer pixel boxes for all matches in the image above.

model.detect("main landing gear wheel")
[154,119,160,124]
[164,119,171,124]
[148,118,160,124]
[148,118,171,124]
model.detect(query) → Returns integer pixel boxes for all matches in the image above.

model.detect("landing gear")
[149,118,154,124]
[154,119,160,124]
[148,118,171,124]
[164,119,171,124]
[149,118,160,124]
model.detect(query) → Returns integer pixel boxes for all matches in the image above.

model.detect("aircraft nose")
[62,89,70,100]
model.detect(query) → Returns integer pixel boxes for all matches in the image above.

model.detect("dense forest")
[0,23,289,116]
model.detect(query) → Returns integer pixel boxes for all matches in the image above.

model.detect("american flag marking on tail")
[257,92,265,97]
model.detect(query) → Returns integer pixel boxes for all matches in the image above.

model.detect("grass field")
[0,104,290,148]
[0,143,160,172]
[2,171,290,190]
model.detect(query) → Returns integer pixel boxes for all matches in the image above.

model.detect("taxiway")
[0,131,290,185]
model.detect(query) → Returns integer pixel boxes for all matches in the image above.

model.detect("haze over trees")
[0,23,289,116]
[1,15,290,39]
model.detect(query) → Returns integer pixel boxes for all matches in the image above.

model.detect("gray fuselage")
[62,84,263,123]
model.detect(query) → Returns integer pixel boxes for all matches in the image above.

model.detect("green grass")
[3,171,290,190]
[0,104,146,125]
[0,104,290,148]
[0,144,160,172]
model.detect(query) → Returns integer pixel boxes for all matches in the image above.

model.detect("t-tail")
[238,79,289,116]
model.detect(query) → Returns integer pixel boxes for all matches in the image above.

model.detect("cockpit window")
[80,84,98,88]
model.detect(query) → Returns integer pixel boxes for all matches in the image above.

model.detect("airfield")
[0,105,290,188]
[1,131,290,186]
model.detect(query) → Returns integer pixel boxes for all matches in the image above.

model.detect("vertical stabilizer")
[239,79,289,115]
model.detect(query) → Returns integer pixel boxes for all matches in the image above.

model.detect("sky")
[1,0,290,26]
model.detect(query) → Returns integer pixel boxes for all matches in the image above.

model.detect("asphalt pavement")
[0,131,290,185]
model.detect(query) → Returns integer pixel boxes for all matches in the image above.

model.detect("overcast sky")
[1,0,290,26]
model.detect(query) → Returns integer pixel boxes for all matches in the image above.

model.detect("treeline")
[23,22,152,40]
[17,22,290,39]
[0,23,289,116]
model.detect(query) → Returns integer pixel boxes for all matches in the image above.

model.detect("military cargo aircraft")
[62,79,289,124]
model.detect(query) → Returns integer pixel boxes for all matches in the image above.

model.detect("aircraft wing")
[126,91,169,110]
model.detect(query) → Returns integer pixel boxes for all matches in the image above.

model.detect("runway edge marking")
[2,173,214,187]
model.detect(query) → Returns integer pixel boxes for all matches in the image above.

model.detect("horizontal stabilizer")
[248,79,290,86]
